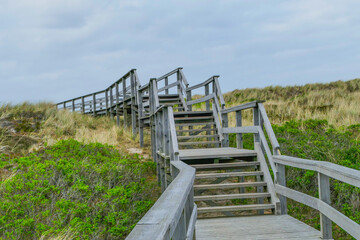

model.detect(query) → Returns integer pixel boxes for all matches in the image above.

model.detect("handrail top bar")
[221,100,265,114]
[156,67,183,81]
[274,155,360,188]
[186,75,219,91]
[138,83,150,91]
[126,161,195,240]
[56,69,136,105]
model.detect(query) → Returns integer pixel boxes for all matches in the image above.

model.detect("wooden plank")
[195,192,271,201]
[186,93,215,106]
[196,171,263,179]
[158,80,180,93]
[221,101,261,114]
[179,147,256,160]
[273,155,360,188]
[222,126,258,134]
[275,184,360,239]
[255,143,281,215]
[197,204,274,213]
[186,76,216,91]
[258,103,280,153]
[194,182,267,190]
[318,173,332,239]
[196,215,321,239]
[178,141,220,146]
[190,161,259,170]
[168,107,179,156]
[186,204,197,240]
[213,76,225,108]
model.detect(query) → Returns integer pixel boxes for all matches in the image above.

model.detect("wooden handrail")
[274,155,360,239]
[126,161,196,240]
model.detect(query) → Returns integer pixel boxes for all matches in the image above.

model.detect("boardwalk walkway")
[196,215,321,239]
[57,67,360,240]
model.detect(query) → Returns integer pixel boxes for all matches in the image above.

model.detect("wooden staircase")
[174,111,221,149]
[187,152,275,218]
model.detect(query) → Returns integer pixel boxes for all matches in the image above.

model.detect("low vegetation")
[0,103,158,239]
[225,78,360,127]
[224,78,359,239]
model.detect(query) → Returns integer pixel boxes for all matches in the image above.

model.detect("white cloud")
[0,0,359,103]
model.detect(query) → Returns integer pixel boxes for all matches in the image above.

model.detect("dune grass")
[0,102,158,239]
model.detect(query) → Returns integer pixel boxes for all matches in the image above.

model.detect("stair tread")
[176,128,217,133]
[197,204,275,213]
[175,116,214,121]
[178,141,221,146]
[194,192,271,201]
[174,111,213,115]
[178,134,218,140]
[176,122,216,127]
[191,162,259,169]
[196,171,263,179]
[194,182,267,190]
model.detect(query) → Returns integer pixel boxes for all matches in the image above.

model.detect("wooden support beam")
[318,173,332,239]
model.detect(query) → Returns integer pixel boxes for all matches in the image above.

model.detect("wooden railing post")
[123,78,129,128]
[236,110,243,149]
[63,102,66,110]
[138,89,144,147]
[165,77,169,95]
[105,90,109,116]
[81,97,85,114]
[205,84,210,111]
[187,90,192,111]
[72,99,75,112]
[130,71,137,137]
[277,163,287,215]
[221,112,229,147]
[110,87,114,119]
[318,173,332,239]
[115,82,120,126]
[253,106,260,145]
[92,93,96,116]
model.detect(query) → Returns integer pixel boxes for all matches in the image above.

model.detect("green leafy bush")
[0,139,158,239]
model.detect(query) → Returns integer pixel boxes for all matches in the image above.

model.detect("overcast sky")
[0,0,359,103]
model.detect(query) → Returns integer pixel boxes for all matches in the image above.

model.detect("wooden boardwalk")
[196,215,321,239]
[57,67,360,240]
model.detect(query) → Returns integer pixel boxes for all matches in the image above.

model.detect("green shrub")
[0,139,158,239]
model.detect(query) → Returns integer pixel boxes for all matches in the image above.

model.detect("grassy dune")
[0,103,158,239]
[225,78,360,127]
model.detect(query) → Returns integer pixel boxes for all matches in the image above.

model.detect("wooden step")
[194,182,267,190]
[176,122,216,127]
[194,192,271,201]
[174,111,213,116]
[196,171,263,179]
[159,98,181,102]
[176,128,217,133]
[178,141,221,146]
[178,134,218,140]
[191,162,259,170]
[174,116,214,121]
[143,94,179,99]
[197,204,275,213]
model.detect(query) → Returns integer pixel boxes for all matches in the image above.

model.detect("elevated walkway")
[196,215,321,239]
[57,67,360,240]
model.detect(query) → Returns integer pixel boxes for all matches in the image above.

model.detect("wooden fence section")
[274,155,360,239]
[127,106,197,240]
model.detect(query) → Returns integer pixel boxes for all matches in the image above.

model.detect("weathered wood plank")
[196,215,321,239]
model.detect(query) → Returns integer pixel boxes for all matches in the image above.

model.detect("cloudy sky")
[0,0,359,103]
